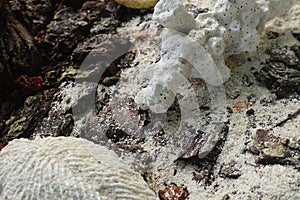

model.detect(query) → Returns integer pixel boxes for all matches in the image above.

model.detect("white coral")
[135,0,296,113]
[0,137,156,199]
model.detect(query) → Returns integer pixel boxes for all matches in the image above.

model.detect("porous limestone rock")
[0,137,157,199]
[135,0,296,113]
[153,0,196,34]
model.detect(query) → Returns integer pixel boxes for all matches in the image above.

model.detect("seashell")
[0,137,157,199]
[114,0,158,9]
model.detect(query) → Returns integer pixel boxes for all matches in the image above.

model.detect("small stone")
[267,31,280,39]
[292,31,300,42]
[262,142,285,158]
[221,194,230,200]
[250,129,300,168]
[158,183,188,200]
[219,161,242,179]
[246,108,255,117]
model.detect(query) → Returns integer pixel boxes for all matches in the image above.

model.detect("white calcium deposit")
[135,0,297,113]
[0,137,157,200]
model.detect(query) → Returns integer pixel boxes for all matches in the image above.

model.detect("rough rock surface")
[0,0,299,199]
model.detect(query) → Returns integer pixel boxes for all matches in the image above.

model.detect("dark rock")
[0,0,128,138]
[81,97,148,148]
[96,85,109,113]
[246,108,255,117]
[266,31,280,39]
[71,34,131,88]
[15,75,43,96]
[221,194,231,200]
[178,123,229,160]
[41,0,120,63]
[183,124,229,185]
[255,45,300,98]
[72,33,130,64]
[2,89,56,142]
[292,31,300,42]
[8,0,54,35]
[192,163,215,185]
[105,128,129,143]
[42,6,90,62]
[219,161,242,179]
[53,113,74,137]
[0,16,39,87]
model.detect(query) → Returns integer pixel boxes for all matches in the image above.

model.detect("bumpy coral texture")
[135,0,295,113]
[0,137,156,199]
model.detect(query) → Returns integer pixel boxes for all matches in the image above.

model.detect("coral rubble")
[135,0,296,113]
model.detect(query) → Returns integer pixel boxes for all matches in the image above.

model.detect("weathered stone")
[250,129,300,168]
[255,45,300,98]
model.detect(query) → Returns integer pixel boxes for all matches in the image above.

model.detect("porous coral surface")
[135,0,297,113]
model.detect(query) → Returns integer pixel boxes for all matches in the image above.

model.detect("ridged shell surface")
[0,137,157,199]
[114,0,158,9]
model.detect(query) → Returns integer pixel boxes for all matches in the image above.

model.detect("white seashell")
[0,137,157,199]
